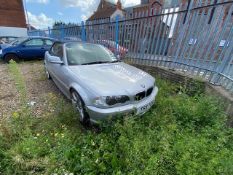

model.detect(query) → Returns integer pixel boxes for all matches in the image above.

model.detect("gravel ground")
[0,61,62,118]
[0,62,20,117]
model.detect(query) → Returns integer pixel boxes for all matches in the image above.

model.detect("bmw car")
[44,41,158,125]
[1,37,55,62]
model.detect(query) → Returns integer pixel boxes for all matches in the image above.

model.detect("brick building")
[86,0,125,42]
[87,0,125,23]
[125,0,164,18]
[124,0,170,54]
[0,0,27,37]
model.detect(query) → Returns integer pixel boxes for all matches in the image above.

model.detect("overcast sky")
[24,0,178,29]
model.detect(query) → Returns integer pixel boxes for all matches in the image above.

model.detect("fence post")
[81,21,86,42]
[115,15,119,56]
[60,26,64,40]
[48,27,51,38]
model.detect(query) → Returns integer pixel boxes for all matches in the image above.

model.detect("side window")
[8,37,17,43]
[50,43,63,59]
[44,39,53,46]
[24,39,43,46]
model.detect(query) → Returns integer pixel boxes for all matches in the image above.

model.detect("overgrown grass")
[0,61,233,174]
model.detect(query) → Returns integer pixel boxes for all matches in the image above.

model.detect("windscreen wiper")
[110,60,121,63]
[81,61,111,65]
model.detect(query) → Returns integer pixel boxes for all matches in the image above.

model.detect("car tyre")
[4,54,19,63]
[71,90,90,126]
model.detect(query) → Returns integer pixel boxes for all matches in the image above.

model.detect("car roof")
[27,36,56,40]
[0,36,18,38]
[0,35,19,38]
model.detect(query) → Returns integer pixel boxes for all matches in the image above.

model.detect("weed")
[0,63,233,174]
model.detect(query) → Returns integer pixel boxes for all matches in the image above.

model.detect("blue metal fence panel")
[81,21,86,42]
[27,0,233,93]
[115,16,119,56]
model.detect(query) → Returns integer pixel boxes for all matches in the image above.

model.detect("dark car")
[0,36,18,44]
[1,37,56,63]
[0,37,19,58]
[97,40,128,58]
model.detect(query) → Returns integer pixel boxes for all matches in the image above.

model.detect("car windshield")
[11,37,28,46]
[66,43,117,65]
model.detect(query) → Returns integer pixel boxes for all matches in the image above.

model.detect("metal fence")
[28,0,233,93]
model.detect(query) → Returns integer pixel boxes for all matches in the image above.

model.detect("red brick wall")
[0,0,26,28]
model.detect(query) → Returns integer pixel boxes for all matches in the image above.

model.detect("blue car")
[0,37,55,63]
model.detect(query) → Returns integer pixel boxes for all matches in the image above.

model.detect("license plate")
[137,101,154,115]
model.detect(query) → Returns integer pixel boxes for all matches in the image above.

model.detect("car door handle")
[41,47,46,49]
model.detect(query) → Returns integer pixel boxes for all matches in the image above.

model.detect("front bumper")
[86,87,158,123]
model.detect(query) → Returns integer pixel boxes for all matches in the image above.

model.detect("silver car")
[44,41,158,124]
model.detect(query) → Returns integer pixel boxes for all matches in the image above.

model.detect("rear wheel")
[4,54,19,63]
[71,90,90,125]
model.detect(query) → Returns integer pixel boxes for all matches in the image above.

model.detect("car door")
[19,38,44,59]
[48,43,70,97]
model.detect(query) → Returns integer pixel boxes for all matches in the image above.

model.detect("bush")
[0,62,233,174]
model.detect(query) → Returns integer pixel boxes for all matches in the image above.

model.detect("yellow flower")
[36,133,40,137]
[12,112,19,119]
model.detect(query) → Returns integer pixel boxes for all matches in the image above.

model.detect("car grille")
[135,87,154,101]
[146,87,153,97]
[106,95,130,106]
[135,91,146,101]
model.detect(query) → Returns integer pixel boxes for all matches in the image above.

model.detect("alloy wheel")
[71,91,85,122]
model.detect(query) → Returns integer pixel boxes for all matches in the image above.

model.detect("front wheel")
[4,54,19,63]
[71,90,90,125]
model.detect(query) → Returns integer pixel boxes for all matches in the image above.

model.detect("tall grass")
[0,62,233,174]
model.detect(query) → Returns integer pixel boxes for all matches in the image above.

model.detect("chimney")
[181,0,187,10]
[117,0,122,10]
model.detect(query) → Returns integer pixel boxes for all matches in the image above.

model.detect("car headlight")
[93,95,130,107]
[0,49,2,55]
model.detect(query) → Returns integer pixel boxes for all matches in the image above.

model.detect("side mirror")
[49,56,64,64]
